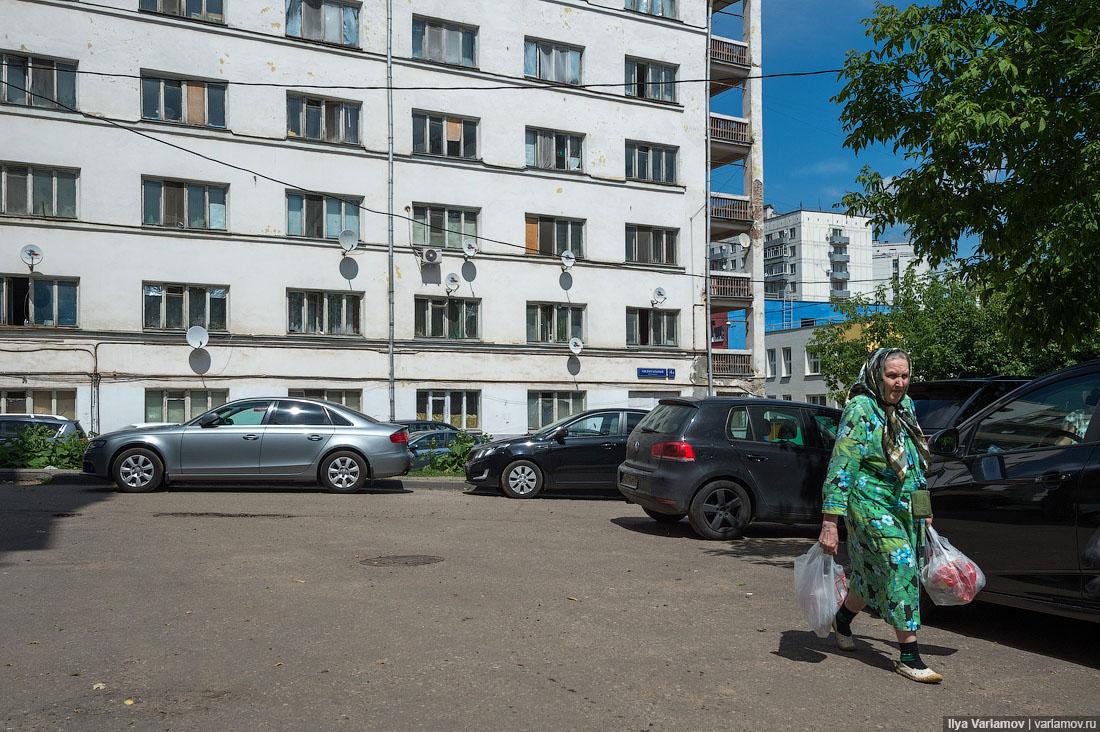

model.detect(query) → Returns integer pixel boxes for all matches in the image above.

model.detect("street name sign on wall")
[637,368,675,379]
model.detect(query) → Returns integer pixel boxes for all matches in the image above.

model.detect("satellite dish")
[338,229,357,252]
[461,239,478,257]
[185,325,209,349]
[445,273,461,291]
[737,233,751,248]
[20,245,43,268]
[560,250,576,269]
[568,337,584,355]
[651,287,667,305]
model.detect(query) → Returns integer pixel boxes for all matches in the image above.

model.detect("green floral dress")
[822,394,925,632]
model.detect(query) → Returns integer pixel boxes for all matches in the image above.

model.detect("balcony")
[710,113,751,168]
[712,349,754,377]
[709,272,752,306]
[710,35,750,97]
[829,252,850,263]
[710,193,752,240]
[765,272,790,283]
[830,271,850,281]
[831,289,850,298]
[763,247,788,263]
[829,235,850,245]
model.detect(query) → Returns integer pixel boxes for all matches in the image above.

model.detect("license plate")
[621,473,638,488]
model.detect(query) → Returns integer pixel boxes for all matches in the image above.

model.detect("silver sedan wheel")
[119,454,156,489]
[327,456,361,490]
[506,464,539,495]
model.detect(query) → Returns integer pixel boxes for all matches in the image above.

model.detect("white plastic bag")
[794,543,848,638]
[921,526,986,606]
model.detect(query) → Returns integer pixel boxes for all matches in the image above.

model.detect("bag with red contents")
[794,543,849,637]
[921,526,986,606]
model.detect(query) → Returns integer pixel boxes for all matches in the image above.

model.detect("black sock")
[835,604,859,635]
[899,641,927,669]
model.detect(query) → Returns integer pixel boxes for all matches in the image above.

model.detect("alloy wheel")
[507,465,538,495]
[119,454,155,488]
[327,456,361,489]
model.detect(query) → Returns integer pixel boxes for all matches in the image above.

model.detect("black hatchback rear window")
[634,404,695,435]
[910,384,977,431]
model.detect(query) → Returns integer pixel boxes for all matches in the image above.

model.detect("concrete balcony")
[710,35,750,97]
[829,252,850,263]
[830,271,851,280]
[712,349,754,377]
[831,289,850,298]
[764,272,790,283]
[829,235,850,245]
[710,193,752,240]
[710,113,751,168]
[708,272,752,307]
[763,247,788,263]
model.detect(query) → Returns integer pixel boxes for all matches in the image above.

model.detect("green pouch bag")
[910,489,932,519]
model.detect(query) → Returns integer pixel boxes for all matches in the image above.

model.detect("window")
[766,349,776,378]
[139,0,223,22]
[808,395,827,407]
[287,290,362,335]
[416,390,480,429]
[1,389,76,418]
[141,76,225,128]
[525,128,583,172]
[412,17,476,68]
[411,204,477,249]
[782,395,793,401]
[287,94,359,144]
[1,53,76,109]
[1,165,77,218]
[625,225,677,264]
[726,406,749,439]
[626,142,676,184]
[526,302,584,343]
[0,276,77,327]
[626,308,678,346]
[271,399,331,426]
[806,350,821,375]
[412,112,478,159]
[971,373,1099,454]
[749,406,804,445]
[414,297,479,339]
[523,39,582,85]
[625,58,676,102]
[144,389,228,423]
[782,347,792,377]
[624,0,676,18]
[286,192,359,239]
[289,388,362,412]
[813,411,838,448]
[286,0,359,47]
[143,283,227,331]
[566,412,620,437]
[528,391,585,430]
[143,179,227,230]
[524,216,584,258]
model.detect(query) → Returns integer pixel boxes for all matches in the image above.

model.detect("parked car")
[925,358,1100,622]
[83,398,411,493]
[909,376,1030,436]
[395,419,460,434]
[464,408,648,497]
[409,429,486,469]
[0,414,86,440]
[618,397,842,540]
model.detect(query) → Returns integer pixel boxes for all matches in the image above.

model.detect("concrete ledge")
[386,475,471,492]
[0,468,93,484]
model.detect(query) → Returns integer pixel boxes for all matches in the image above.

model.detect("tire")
[643,507,685,524]
[320,450,368,494]
[500,460,544,499]
[687,481,751,540]
[112,447,164,493]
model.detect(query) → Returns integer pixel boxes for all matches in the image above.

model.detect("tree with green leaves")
[834,0,1100,349]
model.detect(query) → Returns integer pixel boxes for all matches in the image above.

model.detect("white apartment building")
[760,206,873,303]
[872,239,931,301]
[1,0,763,435]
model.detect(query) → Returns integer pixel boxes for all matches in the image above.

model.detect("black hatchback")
[618,397,842,540]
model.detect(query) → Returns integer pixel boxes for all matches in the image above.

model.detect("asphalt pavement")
[1,476,1098,731]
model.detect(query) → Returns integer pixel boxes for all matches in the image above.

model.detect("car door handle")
[1035,472,1073,483]
[307,434,323,441]
[601,442,616,449]
[243,434,259,441]
[745,453,766,462]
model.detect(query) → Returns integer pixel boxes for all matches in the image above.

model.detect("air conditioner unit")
[419,248,443,265]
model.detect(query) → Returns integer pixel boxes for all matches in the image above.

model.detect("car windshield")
[910,384,976,432]
[535,413,586,436]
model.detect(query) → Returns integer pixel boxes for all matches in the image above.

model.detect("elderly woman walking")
[818,348,940,683]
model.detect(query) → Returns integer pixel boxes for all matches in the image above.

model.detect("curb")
[0,469,474,491]
[0,468,89,483]
[387,476,471,492]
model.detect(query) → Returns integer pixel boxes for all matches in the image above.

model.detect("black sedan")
[464,408,648,498]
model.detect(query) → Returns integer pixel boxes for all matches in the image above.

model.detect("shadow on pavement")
[773,629,957,672]
[145,481,412,495]
[466,487,625,500]
[0,476,113,563]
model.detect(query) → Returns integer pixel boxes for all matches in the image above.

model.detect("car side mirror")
[928,428,959,457]
[550,425,568,442]
[198,413,221,428]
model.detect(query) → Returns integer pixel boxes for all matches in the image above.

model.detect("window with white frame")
[625,58,676,102]
[524,215,584,258]
[286,192,359,239]
[624,0,676,19]
[411,204,478,249]
[807,394,827,406]
[143,283,227,332]
[525,128,582,172]
[523,38,582,85]
[141,76,225,128]
[1,53,77,109]
[626,142,676,184]
[412,16,476,68]
[1,165,77,218]
[289,388,362,411]
[412,112,478,159]
[145,389,227,423]
[528,391,585,430]
[287,290,362,335]
[139,0,223,22]
[416,389,480,429]
[414,297,479,339]
[782,347,793,376]
[287,94,359,144]
[286,0,359,47]
[625,225,677,265]
[526,302,584,344]
[806,350,821,375]
[626,308,678,346]
[143,179,226,230]
[766,348,776,378]
[1,389,77,418]
[0,276,77,327]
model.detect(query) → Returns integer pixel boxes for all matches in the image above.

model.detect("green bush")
[0,425,89,470]
[425,432,488,474]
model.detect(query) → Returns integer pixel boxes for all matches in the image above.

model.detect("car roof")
[657,396,840,412]
[0,414,70,421]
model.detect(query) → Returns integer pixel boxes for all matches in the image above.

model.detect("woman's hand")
[819,515,840,555]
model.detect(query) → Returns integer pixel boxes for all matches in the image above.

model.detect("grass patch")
[407,467,464,478]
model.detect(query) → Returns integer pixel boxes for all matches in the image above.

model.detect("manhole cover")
[360,555,444,567]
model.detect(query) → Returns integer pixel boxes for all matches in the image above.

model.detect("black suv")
[909,376,1030,435]
[618,397,842,540]
[0,414,86,440]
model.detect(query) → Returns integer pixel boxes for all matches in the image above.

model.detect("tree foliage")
[834,0,1100,348]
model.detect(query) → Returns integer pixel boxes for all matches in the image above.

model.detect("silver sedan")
[83,398,411,493]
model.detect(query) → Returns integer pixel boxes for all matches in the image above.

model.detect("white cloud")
[794,158,851,177]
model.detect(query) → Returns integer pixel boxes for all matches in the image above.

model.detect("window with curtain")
[625,225,677,264]
[289,389,362,411]
[287,290,362,335]
[1,53,77,109]
[139,0,223,22]
[287,94,359,144]
[625,142,677,184]
[143,179,227,230]
[524,128,582,171]
[411,204,478,249]
[286,0,359,47]
[0,276,78,327]
[143,283,227,331]
[145,389,228,423]
[286,192,359,239]
[415,390,480,429]
[141,76,226,128]
[412,112,478,159]
[524,215,584,258]
[412,16,477,68]
[0,389,77,418]
[526,303,584,344]
[523,39,582,85]
[625,58,676,102]
[626,308,678,346]
[414,297,479,339]
[624,0,676,18]
[1,165,77,218]
[527,391,585,430]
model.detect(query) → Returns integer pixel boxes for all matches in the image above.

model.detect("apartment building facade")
[760,206,873,303]
[1,0,763,434]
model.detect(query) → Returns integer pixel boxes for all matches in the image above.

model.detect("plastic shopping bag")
[921,526,986,606]
[794,543,848,638]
